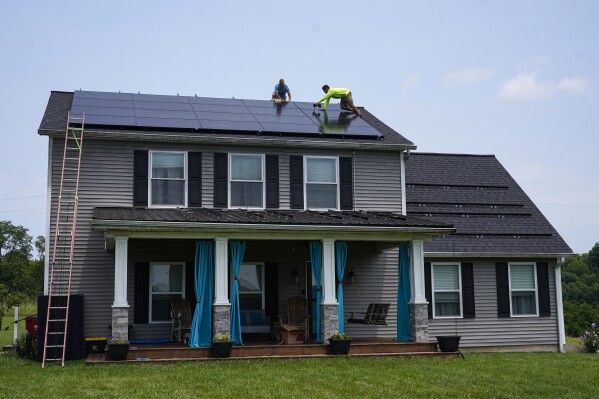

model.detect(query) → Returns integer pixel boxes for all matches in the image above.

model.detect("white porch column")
[112,236,129,308]
[555,259,566,353]
[410,240,427,304]
[214,237,230,305]
[322,238,337,305]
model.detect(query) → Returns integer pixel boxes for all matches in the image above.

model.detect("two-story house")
[38,90,571,355]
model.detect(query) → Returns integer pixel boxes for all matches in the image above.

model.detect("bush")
[579,323,599,353]
[14,333,36,360]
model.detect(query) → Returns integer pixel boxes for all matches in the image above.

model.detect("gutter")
[425,251,574,258]
[38,129,417,152]
[555,257,566,353]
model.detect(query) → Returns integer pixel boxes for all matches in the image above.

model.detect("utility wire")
[0,194,46,202]
[0,207,46,214]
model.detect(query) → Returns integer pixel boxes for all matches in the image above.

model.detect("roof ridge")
[411,152,496,158]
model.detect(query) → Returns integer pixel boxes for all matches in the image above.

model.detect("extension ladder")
[42,112,84,367]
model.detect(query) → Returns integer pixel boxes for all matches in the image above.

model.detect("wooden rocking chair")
[170,298,192,343]
[347,303,390,325]
[279,296,309,344]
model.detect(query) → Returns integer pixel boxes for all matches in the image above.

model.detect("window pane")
[152,293,182,321]
[231,155,262,181]
[434,264,460,291]
[239,265,263,293]
[307,158,336,183]
[151,180,185,205]
[239,293,262,310]
[231,182,263,207]
[510,265,535,290]
[151,264,183,293]
[152,153,184,179]
[512,291,536,315]
[435,292,460,316]
[306,184,337,209]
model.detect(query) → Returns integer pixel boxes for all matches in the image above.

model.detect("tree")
[0,221,32,263]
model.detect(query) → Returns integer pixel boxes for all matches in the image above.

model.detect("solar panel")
[71,90,383,139]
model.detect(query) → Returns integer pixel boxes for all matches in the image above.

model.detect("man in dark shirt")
[272,79,291,102]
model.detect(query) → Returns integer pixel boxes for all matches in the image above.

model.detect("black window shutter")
[264,262,279,318]
[265,155,279,209]
[290,156,304,209]
[133,150,148,207]
[461,263,475,318]
[188,152,202,207]
[185,261,196,314]
[537,262,551,317]
[213,153,228,208]
[424,262,432,319]
[339,157,353,210]
[496,262,510,317]
[134,262,150,324]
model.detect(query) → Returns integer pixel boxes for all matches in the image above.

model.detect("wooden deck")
[86,339,459,364]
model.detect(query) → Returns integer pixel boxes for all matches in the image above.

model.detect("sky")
[0,1,597,254]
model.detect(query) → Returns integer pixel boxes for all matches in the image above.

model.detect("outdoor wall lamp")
[291,268,299,284]
[348,269,356,284]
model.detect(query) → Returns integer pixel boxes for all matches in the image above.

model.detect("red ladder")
[42,112,84,368]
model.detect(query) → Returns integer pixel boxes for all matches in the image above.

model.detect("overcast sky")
[0,1,597,254]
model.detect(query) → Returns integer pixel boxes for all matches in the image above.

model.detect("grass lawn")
[0,352,598,398]
[1,302,36,347]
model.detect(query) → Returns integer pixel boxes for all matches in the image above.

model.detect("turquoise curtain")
[188,240,214,347]
[335,242,348,333]
[310,241,323,343]
[397,242,412,342]
[229,240,246,345]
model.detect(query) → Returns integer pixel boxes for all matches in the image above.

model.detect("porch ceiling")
[91,207,454,243]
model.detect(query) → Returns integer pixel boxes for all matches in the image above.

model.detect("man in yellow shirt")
[314,85,362,117]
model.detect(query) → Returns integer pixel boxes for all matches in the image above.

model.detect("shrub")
[579,322,599,353]
[14,333,36,360]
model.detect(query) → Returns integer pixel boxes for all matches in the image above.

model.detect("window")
[238,263,265,310]
[304,156,339,210]
[509,263,538,316]
[149,263,185,322]
[150,151,187,207]
[229,154,264,208]
[432,263,462,318]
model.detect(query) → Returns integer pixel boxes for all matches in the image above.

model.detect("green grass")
[566,336,582,346]
[0,353,598,398]
[1,301,36,347]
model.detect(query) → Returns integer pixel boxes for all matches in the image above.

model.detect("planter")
[108,343,130,361]
[329,339,352,355]
[436,336,461,352]
[211,342,233,358]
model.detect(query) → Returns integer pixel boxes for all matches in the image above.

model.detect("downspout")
[352,150,356,210]
[400,150,410,216]
[44,137,53,295]
[555,257,566,353]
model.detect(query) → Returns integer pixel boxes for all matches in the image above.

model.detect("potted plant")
[211,334,233,358]
[107,335,129,361]
[328,332,351,355]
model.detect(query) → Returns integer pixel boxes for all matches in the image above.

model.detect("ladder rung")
[45,358,63,361]
[50,306,68,309]
[45,345,65,348]
[68,127,83,131]
[66,147,80,151]
[65,157,79,161]
[69,116,84,120]
[49,319,66,322]
[47,331,65,335]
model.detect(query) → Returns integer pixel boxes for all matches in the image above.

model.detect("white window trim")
[431,262,463,319]
[236,262,266,310]
[508,262,539,317]
[148,151,188,208]
[303,155,340,211]
[149,262,186,324]
[228,153,265,209]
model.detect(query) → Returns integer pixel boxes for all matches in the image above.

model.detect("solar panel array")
[70,91,382,139]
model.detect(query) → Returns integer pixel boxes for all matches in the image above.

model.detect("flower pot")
[436,336,461,352]
[211,341,233,358]
[329,339,352,355]
[108,343,130,361]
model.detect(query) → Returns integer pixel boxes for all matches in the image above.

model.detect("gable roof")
[405,152,572,257]
[38,90,414,150]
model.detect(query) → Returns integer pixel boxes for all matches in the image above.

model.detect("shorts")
[340,92,355,109]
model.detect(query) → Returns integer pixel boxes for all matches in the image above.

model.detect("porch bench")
[347,303,390,325]
[240,310,271,335]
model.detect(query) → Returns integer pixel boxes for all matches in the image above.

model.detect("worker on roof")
[314,85,362,117]
[272,79,291,102]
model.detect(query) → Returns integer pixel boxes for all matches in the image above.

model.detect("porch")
[86,338,457,364]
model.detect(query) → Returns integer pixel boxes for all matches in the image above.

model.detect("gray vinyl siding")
[353,151,403,211]
[427,258,559,347]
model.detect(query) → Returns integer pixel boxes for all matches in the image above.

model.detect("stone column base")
[213,304,231,337]
[111,307,129,341]
[321,303,338,343]
[409,303,429,342]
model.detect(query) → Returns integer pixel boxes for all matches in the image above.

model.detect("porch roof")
[91,207,454,239]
